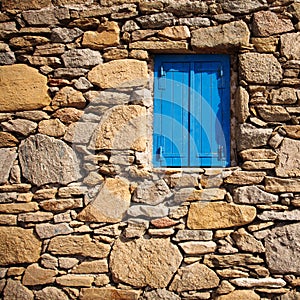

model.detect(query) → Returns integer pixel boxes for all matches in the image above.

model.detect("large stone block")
[265,176,300,193]
[187,202,256,229]
[90,105,148,151]
[110,238,182,288]
[0,148,17,184]
[88,59,148,89]
[265,223,300,274]
[2,0,51,10]
[61,49,102,68]
[22,263,56,286]
[19,134,80,187]
[191,20,250,51]
[281,32,300,60]
[0,227,41,266]
[276,138,300,177]
[219,0,268,14]
[239,53,282,84]
[0,64,51,112]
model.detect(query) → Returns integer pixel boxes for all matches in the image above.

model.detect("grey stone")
[36,223,73,239]
[15,111,50,122]
[276,138,300,178]
[110,237,182,288]
[258,209,300,221]
[0,192,17,203]
[281,33,300,60]
[3,279,34,300]
[64,122,98,144]
[73,77,93,91]
[130,88,152,107]
[265,223,300,274]
[22,8,59,26]
[19,134,80,186]
[179,17,210,27]
[122,20,140,32]
[237,124,273,151]
[204,254,263,268]
[142,289,180,300]
[233,186,278,204]
[191,21,250,51]
[40,253,58,269]
[136,13,174,29]
[53,68,89,78]
[239,53,282,84]
[275,290,300,300]
[166,1,208,15]
[231,277,286,288]
[85,90,131,106]
[18,212,53,223]
[133,179,172,205]
[173,229,213,242]
[0,148,17,184]
[2,119,37,136]
[220,0,268,14]
[51,27,83,43]
[62,49,102,68]
[35,287,68,300]
[127,203,169,219]
[0,51,15,65]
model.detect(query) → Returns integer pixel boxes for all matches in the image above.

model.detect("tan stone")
[82,21,120,50]
[282,125,300,139]
[281,32,300,60]
[224,171,266,185]
[276,138,300,177]
[252,37,278,53]
[88,59,148,89]
[52,108,84,125]
[2,0,50,10]
[239,149,277,161]
[22,263,56,286]
[0,227,41,266]
[235,86,250,123]
[232,228,265,253]
[170,263,219,292]
[110,238,182,288]
[77,178,131,223]
[129,41,189,52]
[0,202,38,214]
[191,20,250,51]
[216,269,249,278]
[256,105,290,122]
[48,235,110,258]
[187,202,256,229]
[216,290,260,300]
[3,279,34,300]
[0,64,51,112]
[242,162,275,171]
[39,198,81,212]
[0,132,18,147]
[38,119,66,137]
[179,241,217,255]
[80,288,140,300]
[52,87,86,109]
[35,287,68,300]
[71,260,108,274]
[18,212,53,223]
[91,105,147,151]
[56,275,94,287]
[270,87,297,104]
[7,267,25,277]
[0,214,17,225]
[239,53,282,85]
[103,48,128,61]
[265,176,300,193]
[158,26,190,40]
[94,274,110,287]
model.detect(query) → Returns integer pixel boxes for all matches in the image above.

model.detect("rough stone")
[276,138,300,177]
[0,51,15,65]
[3,279,34,300]
[22,8,61,26]
[133,179,172,205]
[257,105,290,122]
[239,53,282,84]
[91,105,147,151]
[0,148,17,184]
[0,64,51,112]
[239,149,277,161]
[142,289,180,300]
[52,86,86,109]
[129,41,189,52]
[158,26,190,40]
[169,263,219,292]
[266,176,300,193]
[103,48,128,61]
[281,33,300,60]
[35,287,68,300]
[9,36,49,49]
[231,277,286,288]
[18,212,53,223]
[173,230,213,242]
[77,178,130,223]
[232,228,265,253]
[204,253,263,268]
[224,171,265,185]
[237,124,273,151]
[179,241,217,255]
[34,43,65,56]
[0,215,17,225]
[52,108,83,125]
[191,21,250,51]
[0,202,38,213]
[16,111,50,122]
[233,185,278,204]
[0,227,41,266]
[80,288,140,300]
[136,13,174,29]
[2,0,51,10]
[51,27,83,43]
[110,238,182,288]
[188,202,256,229]
[220,0,268,14]
[71,260,108,274]
[282,125,300,139]
[215,290,260,300]
[252,36,278,53]
[82,21,120,50]
[2,119,37,137]
[258,210,300,221]
[88,59,148,89]
[62,49,102,68]
[253,11,294,37]
[235,86,250,123]
[22,263,56,286]
[36,223,73,239]
[19,134,80,186]
[48,234,110,258]
[38,119,66,137]
[56,275,94,287]
[179,17,210,27]
[270,87,298,104]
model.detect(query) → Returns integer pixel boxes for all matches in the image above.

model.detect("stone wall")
[0,0,300,299]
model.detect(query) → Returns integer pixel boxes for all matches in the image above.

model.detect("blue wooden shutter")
[153,55,230,167]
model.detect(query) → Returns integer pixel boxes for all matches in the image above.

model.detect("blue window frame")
[153,54,230,167]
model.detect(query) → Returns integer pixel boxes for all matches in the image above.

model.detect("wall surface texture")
[1,0,300,299]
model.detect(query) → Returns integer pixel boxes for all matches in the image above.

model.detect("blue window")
[153,54,230,167]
